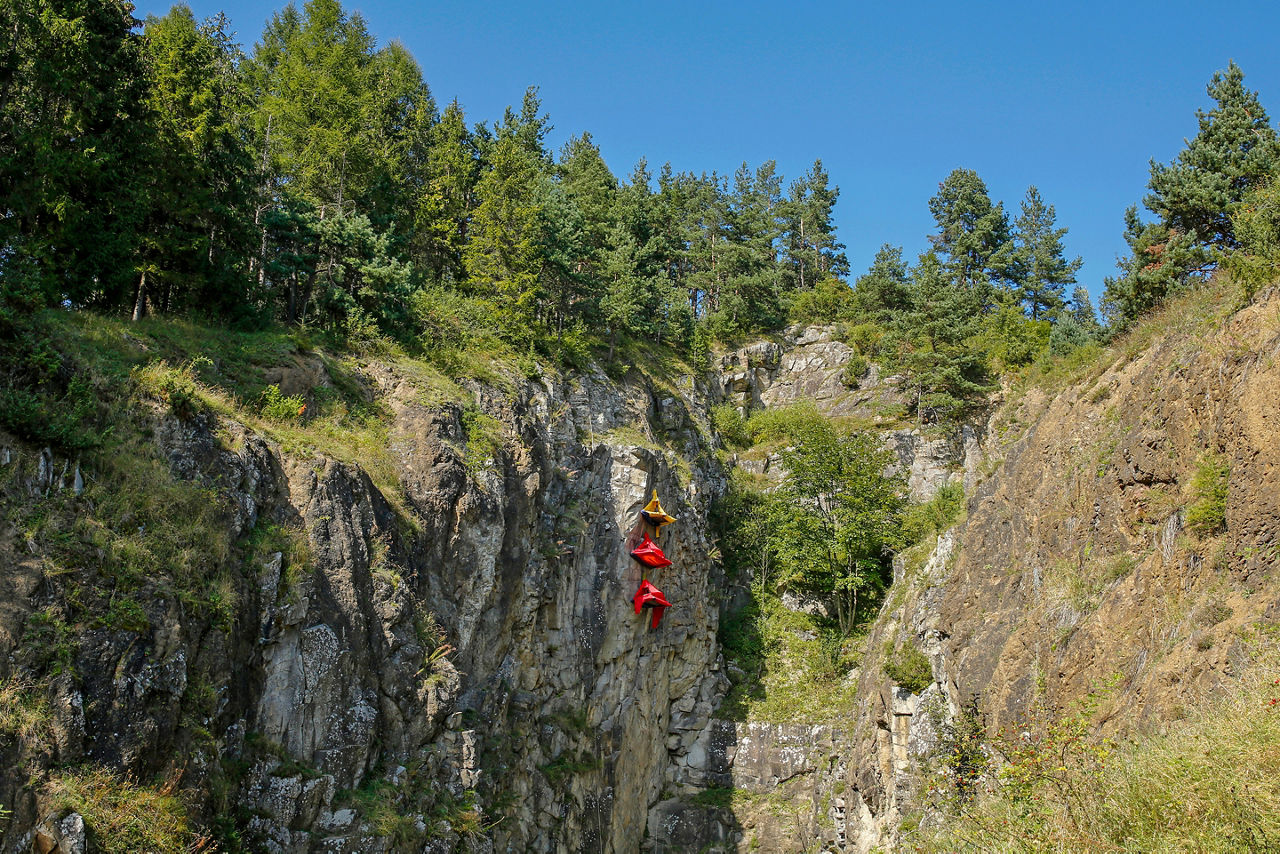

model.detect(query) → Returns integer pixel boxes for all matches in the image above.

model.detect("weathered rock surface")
[0,358,728,852]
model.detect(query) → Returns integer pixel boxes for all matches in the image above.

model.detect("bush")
[709,402,750,450]
[840,353,869,388]
[900,481,966,546]
[884,640,933,693]
[257,384,307,422]
[1186,453,1229,537]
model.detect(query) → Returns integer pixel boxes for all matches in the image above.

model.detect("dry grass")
[910,640,1280,852]
[45,767,214,853]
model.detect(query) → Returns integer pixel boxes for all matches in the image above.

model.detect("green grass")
[909,641,1280,853]
[717,594,866,724]
[45,767,210,853]
[1186,453,1230,538]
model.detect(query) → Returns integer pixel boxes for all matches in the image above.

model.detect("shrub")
[839,353,869,388]
[709,402,750,450]
[1186,453,1229,537]
[257,384,307,422]
[884,640,933,693]
[900,481,966,546]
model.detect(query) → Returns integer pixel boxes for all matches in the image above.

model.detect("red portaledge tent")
[629,533,672,569]
[632,578,671,628]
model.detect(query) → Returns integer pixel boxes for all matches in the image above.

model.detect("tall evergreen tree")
[892,252,990,422]
[781,159,847,292]
[414,100,476,285]
[0,0,150,308]
[851,244,912,324]
[1101,204,1209,329]
[136,6,256,319]
[1146,61,1280,249]
[462,93,552,337]
[1010,186,1082,320]
[717,160,784,332]
[928,168,1012,296]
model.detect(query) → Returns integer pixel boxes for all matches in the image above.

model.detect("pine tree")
[928,168,1013,296]
[1010,186,1082,320]
[415,100,478,285]
[1101,205,1209,329]
[892,252,991,422]
[0,0,151,307]
[717,161,784,333]
[137,6,256,318]
[851,244,912,324]
[781,159,847,292]
[462,95,552,338]
[1146,61,1280,249]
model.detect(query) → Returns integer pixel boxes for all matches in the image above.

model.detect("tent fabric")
[633,579,671,628]
[629,533,672,569]
[640,490,676,536]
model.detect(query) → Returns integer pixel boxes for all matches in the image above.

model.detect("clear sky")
[133,0,1280,303]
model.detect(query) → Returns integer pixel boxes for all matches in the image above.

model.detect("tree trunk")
[132,270,148,322]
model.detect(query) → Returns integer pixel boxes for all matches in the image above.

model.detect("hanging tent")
[632,578,672,628]
[640,490,677,537]
[629,533,673,569]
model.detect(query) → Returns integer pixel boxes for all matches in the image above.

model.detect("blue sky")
[135,0,1280,303]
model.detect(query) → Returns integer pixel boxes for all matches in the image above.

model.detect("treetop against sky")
[132,0,1280,299]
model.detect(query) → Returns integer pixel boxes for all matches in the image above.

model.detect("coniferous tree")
[1010,186,1081,320]
[717,161,784,333]
[1146,61,1280,249]
[892,252,990,422]
[0,0,151,308]
[1101,205,1209,329]
[928,168,1013,296]
[781,159,847,292]
[463,91,553,337]
[137,6,256,319]
[851,244,912,324]
[415,100,477,284]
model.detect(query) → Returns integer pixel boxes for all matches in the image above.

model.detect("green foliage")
[709,402,750,450]
[540,751,602,782]
[977,300,1050,371]
[45,767,207,853]
[928,168,1013,293]
[257,384,307,422]
[772,415,904,635]
[0,0,152,306]
[342,778,417,843]
[1009,186,1082,320]
[900,481,966,546]
[930,695,987,806]
[460,404,504,472]
[742,401,831,447]
[21,608,77,676]
[0,316,105,450]
[689,786,735,809]
[1186,453,1230,537]
[1146,61,1280,250]
[883,640,933,693]
[1225,173,1280,298]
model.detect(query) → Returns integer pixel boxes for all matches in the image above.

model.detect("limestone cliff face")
[7,288,1272,853]
[0,359,729,853]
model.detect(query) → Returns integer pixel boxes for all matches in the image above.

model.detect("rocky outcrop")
[0,355,729,852]
[834,287,1280,851]
[719,326,904,419]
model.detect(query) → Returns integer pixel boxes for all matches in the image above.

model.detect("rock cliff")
[3,285,1277,852]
